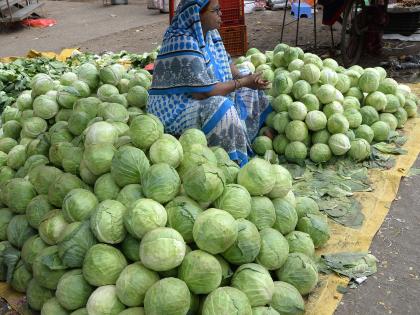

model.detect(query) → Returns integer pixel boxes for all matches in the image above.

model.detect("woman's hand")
[240,73,270,90]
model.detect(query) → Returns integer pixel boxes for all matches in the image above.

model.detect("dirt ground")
[1,2,420,314]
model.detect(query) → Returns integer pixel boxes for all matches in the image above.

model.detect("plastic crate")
[219,25,248,57]
[220,0,245,26]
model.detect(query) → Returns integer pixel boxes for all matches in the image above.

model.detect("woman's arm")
[191,73,269,100]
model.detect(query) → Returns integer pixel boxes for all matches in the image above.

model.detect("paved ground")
[336,155,420,315]
[0,0,166,56]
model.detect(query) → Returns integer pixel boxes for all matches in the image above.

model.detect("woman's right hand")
[240,73,270,90]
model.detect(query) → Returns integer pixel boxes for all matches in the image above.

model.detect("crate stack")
[219,0,247,57]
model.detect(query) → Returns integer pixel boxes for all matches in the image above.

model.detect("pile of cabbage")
[236,45,419,163]
[0,61,330,315]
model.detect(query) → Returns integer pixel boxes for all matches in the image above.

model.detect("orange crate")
[219,25,247,57]
[220,0,245,26]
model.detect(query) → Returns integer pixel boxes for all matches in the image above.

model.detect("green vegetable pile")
[0,43,417,315]
[238,45,419,164]
[0,49,158,111]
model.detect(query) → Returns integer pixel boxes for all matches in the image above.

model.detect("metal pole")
[313,0,317,49]
[280,0,288,42]
[330,25,334,48]
[296,0,301,46]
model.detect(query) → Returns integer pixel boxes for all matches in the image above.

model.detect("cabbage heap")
[0,43,416,315]
[239,46,419,164]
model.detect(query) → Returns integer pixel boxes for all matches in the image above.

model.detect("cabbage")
[237,158,275,196]
[272,198,298,235]
[319,68,338,86]
[48,173,87,208]
[140,227,186,272]
[86,285,125,315]
[348,138,371,161]
[344,108,363,129]
[305,111,327,131]
[183,163,225,203]
[252,136,273,155]
[124,198,167,239]
[365,91,387,111]
[355,124,374,143]
[379,113,398,131]
[272,73,293,95]
[222,219,260,265]
[297,214,330,247]
[179,250,222,294]
[327,113,349,134]
[316,84,336,104]
[285,120,308,142]
[3,178,36,214]
[309,143,331,163]
[292,80,311,100]
[83,244,127,286]
[130,114,164,150]
[288,102,307,121]
[33,246,67,290]
[273,112,290,134]
[41,297,68,315]
[371,121,390,141]
[149,134,183,167]
[383,94,400,113]
[39,210,68,245]
[144,278,191,315]
[285,141,307,162]
[231,263,274,307]
[378,77,398,94]
[276,253,318,295]
[328,133,350,156]
[116,262,159,306]
[10,260,32,293]
[0,208,13,241]
[257,228,289,270]
[342,96,361,111]
[193,208,238,254]
[127,86,149,108]
[56,269,93,311]
[26,279,54,311]
[300,64,320,84]
[273,134,290,154]
[394,107,408,128]
[270,281,305,315]
[202,287,252,315]
[62,188,98,222]
[358,69,380,93]
[83,143,115,176]
[285,231,315,258]
[90,200,126,244]
[58,221,97,268]
[323,101,343,118]
[272,94,293,112]
[121,235,140,262]
[142,163,180,204]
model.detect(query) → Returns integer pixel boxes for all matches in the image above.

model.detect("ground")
[1,1,420,314]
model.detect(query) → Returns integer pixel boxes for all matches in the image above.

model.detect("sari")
[147,0,272,166]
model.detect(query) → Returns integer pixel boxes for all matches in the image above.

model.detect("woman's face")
[200,0,222,32]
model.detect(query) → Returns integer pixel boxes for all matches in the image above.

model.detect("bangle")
[235,79,242,90]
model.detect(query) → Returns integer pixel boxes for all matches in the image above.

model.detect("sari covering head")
[148,0,272,166]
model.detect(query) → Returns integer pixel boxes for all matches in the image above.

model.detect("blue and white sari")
[147,0,272,166]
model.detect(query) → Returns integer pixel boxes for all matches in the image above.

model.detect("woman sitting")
[147,0,272,166]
